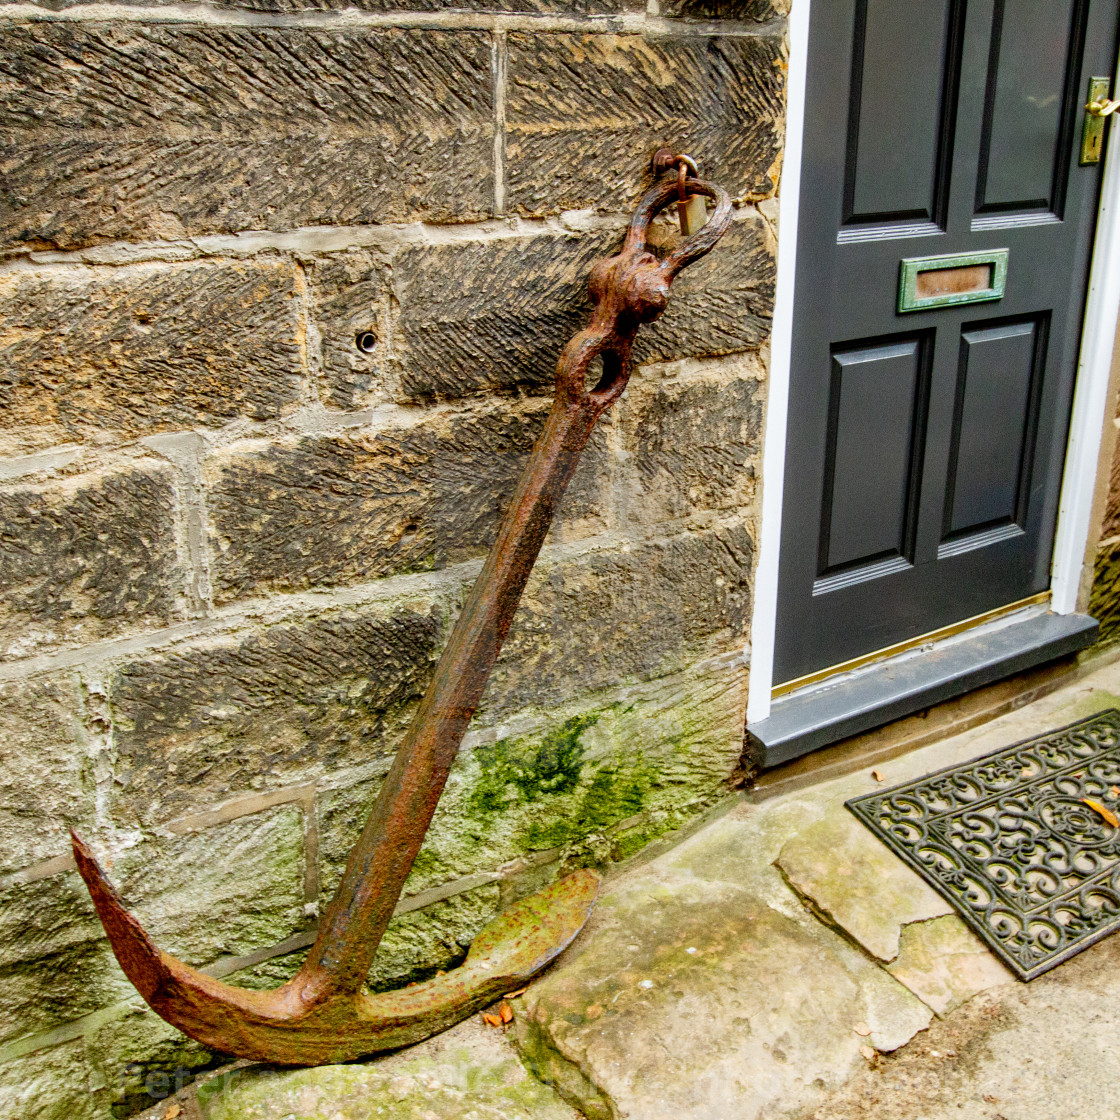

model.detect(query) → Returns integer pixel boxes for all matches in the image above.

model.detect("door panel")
[977,0,1085,214]
[775,0,1118,685]
[844,0,963,225]
[944,317,1044,538]
[821,337,926,575]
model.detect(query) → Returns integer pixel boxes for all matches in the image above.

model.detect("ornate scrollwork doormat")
[846,709,1120,981]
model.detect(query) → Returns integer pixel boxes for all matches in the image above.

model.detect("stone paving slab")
[795,932,1120,1120]
[776,809,952,962]
[514,831,932,1120]
[194,1017,580,1120]
[887,914,1015,1017]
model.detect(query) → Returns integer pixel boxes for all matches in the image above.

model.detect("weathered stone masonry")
[0,2,785,1115]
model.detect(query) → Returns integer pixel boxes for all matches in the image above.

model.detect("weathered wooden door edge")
[745,0,1120,731]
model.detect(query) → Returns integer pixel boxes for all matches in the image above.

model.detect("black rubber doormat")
[847,709,1120,980]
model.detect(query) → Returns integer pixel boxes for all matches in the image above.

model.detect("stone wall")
[0,0,785,1115]
[1089,384,1120,641]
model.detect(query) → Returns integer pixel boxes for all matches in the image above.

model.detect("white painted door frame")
[746,4,1120,726]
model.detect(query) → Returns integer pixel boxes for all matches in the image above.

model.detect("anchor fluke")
[73,828,600,1064]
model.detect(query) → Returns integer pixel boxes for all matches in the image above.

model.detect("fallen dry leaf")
[506,986,529,999]
[163,1106,182,1120]
[1082,798,1119,827]
[871,770,885,783]
[499,1001,514,1024]
[859,1045,876,1061]
[852,1022,871,1036]
[481,1013,502,1028]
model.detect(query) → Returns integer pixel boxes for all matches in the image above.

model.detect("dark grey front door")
[775,0,1119,686]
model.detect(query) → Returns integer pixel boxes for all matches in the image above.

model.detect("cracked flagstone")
[797,932,1120,1120]
[776,808,952,962]
[513,817,932,1120]
[886,914,1015,1016]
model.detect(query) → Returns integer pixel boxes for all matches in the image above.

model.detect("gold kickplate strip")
[771,592,1051,700]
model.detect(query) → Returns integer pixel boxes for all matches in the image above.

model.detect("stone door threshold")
[746,608,1099,770]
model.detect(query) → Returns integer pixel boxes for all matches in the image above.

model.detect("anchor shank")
[301,330,622,996]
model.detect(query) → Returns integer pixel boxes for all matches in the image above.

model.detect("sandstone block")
[1100,430,1120,541]
[619,356,765,524]
[1090,536,1120,644]
[320,657,745,900]
[0,260,304,454]
[205,401,609,602]
[0,25,494,249]
[86,1006,214,1119]
[658,0,788,18]
[633,216,776,365]
[0,869,128,1046]
[218,880,501,994]
[0,465,180,661]
[113,805,307,965]
[0,806,305,1046]
[306,250,390,412]
[109,608,440,825]
[8,0,636,11]
[391,230,618,401]
[0,1038,106,1120]
[0,673,91,875]
[367,883,501,991]
[481,522,753,719]
[448,659,747,864]
[391,219,773,404]
[505,32,785,216]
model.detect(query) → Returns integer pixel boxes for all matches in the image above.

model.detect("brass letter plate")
[898,249,1009,313]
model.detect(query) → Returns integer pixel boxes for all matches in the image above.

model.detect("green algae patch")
[428,668,744,877]
[318,658,747,900]
[470,713,598,817]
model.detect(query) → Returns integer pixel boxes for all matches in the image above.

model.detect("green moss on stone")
[195,1024,580,1120]
[524,757,655,850]
[470,713,599,817]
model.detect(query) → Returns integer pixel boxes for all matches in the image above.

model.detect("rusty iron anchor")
[71,169,733,1066]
